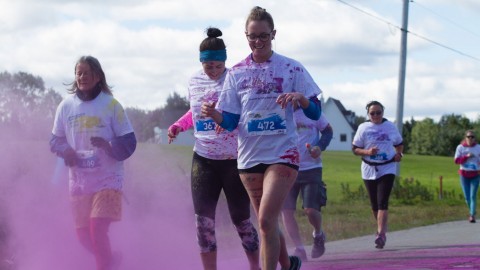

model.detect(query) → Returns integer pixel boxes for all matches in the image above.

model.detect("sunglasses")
[369,111,383,116]
[466,135,475,139]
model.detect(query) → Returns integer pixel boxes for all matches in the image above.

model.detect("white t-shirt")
[217,52,321,169]
[295,111,330,170]
[352,120,403,180]
[455,143,480,172]
[52,92,134,195]
[188,69,238,160]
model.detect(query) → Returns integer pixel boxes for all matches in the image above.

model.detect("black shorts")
[238,163,299,174]
[363,174,395,211]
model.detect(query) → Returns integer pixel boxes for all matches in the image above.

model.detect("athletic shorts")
[238,163,299,174]
[283,167,326,211]
[71,189,122,228]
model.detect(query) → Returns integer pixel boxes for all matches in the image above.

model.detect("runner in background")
[352,100,403,249]
[454,130,480,223]
[282,113,332,261]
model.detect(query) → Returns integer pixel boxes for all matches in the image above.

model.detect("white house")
[322,97,357,151]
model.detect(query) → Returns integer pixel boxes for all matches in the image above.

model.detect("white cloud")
[0,0,479,121]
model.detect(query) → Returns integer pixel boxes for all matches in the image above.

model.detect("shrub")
[340,176,463,205]
[392,177,434,204]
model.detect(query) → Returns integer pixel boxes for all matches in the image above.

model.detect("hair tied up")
[206,27,222,39]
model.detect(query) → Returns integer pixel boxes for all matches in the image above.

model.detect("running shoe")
[375,233,386,249]
[311,231,326,258]
[288,255,302,270]
[469,215,476,223]
[293,248,308,262]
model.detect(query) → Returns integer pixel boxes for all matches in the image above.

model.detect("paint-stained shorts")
[71,189,122,228]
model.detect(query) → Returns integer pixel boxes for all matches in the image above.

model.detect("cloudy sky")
[1,0,479,122]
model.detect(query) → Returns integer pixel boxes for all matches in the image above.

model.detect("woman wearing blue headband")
[167,27,260,270]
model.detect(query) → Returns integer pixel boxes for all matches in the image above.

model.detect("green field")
[322,151,460,202]
[133,143,467,244]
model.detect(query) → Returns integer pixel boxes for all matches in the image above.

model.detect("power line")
[335,0,480,62]
[411,0,480,40]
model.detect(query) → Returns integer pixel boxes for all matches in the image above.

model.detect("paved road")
[217,220,479,269]
[299,220,480,270]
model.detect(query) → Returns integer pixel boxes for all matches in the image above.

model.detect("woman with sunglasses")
[454,130,480,223]
[201,6,321,270]
[352,100,403,249]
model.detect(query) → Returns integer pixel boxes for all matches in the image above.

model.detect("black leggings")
[363,174,395,211]
[191,152,251,224]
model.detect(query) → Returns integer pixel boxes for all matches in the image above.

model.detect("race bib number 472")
[246,110,286,136]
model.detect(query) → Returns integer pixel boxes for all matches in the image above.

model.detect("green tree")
[410,118,439,155]
[157,92,189,129]
[125,107,151,142]
[436,114,472,156]
[124,91,190,142]
[402,117,416,154]
[471,116,480,135]
[354,115,366,129]
[0,71,62,139]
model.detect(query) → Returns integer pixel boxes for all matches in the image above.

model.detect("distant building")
[322,97,357,151]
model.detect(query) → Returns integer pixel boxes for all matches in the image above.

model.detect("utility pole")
[396,0,410,133]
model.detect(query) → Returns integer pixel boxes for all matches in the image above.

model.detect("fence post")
[439,176,443,199]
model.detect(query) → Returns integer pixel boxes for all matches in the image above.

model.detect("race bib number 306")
[246,110,286,136]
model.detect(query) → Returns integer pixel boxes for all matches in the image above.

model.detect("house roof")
[326,97,357,130]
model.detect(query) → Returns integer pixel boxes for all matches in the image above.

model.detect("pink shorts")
[71,189,122,228]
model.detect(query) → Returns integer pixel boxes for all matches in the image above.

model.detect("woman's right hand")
[201,102,216,117]
[368,146,379,156]
[167,125,182,144]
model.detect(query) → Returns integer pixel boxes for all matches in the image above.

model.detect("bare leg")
[278,229,290,268]
[90,218,112,270]
[200,251,217,270]
[305,208,322,235]
[281,209,303,248]
[377,210,388,235]
[240,165,297,270]
[244,249,261,270]
[76,227,94,253]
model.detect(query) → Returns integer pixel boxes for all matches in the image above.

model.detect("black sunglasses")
[369,111,382,116]
[466,135,475,139]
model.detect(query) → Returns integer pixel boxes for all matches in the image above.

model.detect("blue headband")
[199,49,227,62]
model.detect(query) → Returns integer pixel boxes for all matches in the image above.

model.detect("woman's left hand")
[394,152,403,162]
[276,93,305,109]
[306,143,321,158]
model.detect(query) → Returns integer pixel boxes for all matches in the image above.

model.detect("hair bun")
[206,27,222,38]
